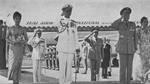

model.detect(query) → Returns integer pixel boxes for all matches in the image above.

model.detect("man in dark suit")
[102,39,112,79]
[85,28,103,81]
[111,7,137,84]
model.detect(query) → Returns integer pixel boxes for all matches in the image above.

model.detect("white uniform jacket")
[28,37,46,60]
[56,17,79,54]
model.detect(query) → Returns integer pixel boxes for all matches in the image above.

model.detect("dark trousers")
[119,54,134,84]
[47,57,52,69]
[90,59,100,81]
[54,57,59,69]
[0,39,6,69]
[52,56,59,70]
[102,67,108,77]
[46,59,49,68]
[49,59,52,69]
[75,56,81,71]
[52,56,55,69]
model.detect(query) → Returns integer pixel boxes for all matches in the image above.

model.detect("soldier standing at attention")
[111,7,137,84]
[28,29,46,83]
[56,4,79,84]
[81,41,88,74]
[85,28,103,81]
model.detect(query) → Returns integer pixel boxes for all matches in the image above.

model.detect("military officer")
[111,7,137,84]
[81,41,89,74]
[85,28,103,81]
[56,4,79,84]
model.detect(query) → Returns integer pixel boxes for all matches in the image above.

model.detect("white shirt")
[56,16,79,53]
[28,36,46,60]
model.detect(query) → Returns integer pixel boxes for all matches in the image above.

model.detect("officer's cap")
[35,29,42,34]
[91,28,99,33]
[120,7,132,15]
[62,4,73,12]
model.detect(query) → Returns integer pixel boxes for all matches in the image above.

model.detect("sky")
[0,0,150,26]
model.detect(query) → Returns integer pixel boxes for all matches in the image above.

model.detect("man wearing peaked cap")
[56,4,79,84]
[112,7,137,84]
[120,7,132,15]
[62,4,73,11]
[61,4,73,18]
[91,27,99,33]
[28,28,46,83]
[84,27,103,81]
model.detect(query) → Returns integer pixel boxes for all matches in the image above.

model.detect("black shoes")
[108,71,111,76]
[103,75,107,79]
[81,71,87,74]
[75,70,79,73]
[102,74,108,79]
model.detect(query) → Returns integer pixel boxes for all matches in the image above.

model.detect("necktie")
[125,21,129,30]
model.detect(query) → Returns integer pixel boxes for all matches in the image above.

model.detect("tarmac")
[0,55,143,84]
[0,67,142,84]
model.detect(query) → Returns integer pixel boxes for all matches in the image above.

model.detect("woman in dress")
[6,11,28,84]
[28,29,46,83]
[137,16,150,83]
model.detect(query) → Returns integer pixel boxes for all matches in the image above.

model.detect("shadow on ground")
[0,68,59,84]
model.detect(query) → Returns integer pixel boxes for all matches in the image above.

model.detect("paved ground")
[0,55,143,84]
[21,67,142,84]
[0,67,58,84]
[0,67,142,84]
[42,67,119,81]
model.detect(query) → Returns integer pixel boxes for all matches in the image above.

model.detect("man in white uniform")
[28,29,46,83]
[81,41,89,74]
[56,4,79,84]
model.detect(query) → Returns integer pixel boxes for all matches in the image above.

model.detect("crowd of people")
[45,46,59,70]
[74,38,113,79]
[0,3,150,84]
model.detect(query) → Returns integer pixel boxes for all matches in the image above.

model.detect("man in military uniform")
[56,4,79,84]
[81,41,89,74]
[111,7,137,84]
[85,28,103,81]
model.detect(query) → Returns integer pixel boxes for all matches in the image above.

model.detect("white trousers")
[32,59,41,83]
[58,52,74,84]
